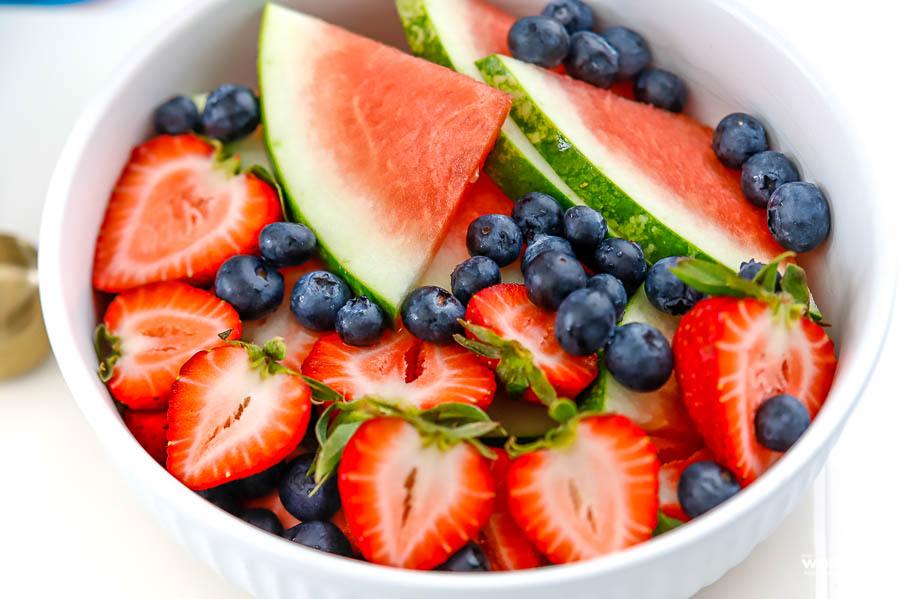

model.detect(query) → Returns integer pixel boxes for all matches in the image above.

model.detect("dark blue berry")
[290,270,351,331]
[335,296,384,347]
[713,113,768,169]
[451,256,501,305]
[586,273,627,322]
[258,222,317,268]
[508,16,571,68]
[400,286,465,344]
[738,259,782,292]
[521,234,575,274]
[677,461,740,518]
[215,255,284,321]
[240,508,284,536]
[740,151,800,208]
[512,192,565,244]
[563,205,607,257]
[602,27,651,79]
[564,32,620,89]
[300,409,319,451]
[229,461,286,499]
[633,68,688,114]
[196,486,241,515]
[605,322,673,391]
[152,95,200,135]
[436,542,491,572]
[755,394,810,452]
[466,214,523,267]
[591,238,647,295]
[524,250,586,310]
[278,454,341,521]
[284,521,353,558]
[200,84,260,143]
[541,0,594,34]
[644,256,705,316]
[766,182,831,253]
[554,288,616,356]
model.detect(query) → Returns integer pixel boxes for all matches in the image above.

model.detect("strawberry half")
[338,417,495,569]
[96,281,241,410]
[657,448,713,521]
[167,340,312,490]
[92,134,281,292]
[302,328,496,410]
[648,435,706,463]
[506,414,659,564]
[123,409,168,465]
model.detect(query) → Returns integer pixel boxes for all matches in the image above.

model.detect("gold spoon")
[0,233,50,380]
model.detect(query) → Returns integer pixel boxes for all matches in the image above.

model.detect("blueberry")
[602,27,651,80]
[740,151,800,208]
[508,16,571,69]
[563,205,607,257]
[677,461,740,518]
[713,113,768,169]
[541,0,594,34]
[644,256,705,316]
[278,454,341,521]
[215,255,284,321]
[738,259,782,292]
[564,32,620,89]
[229,461,286,499]
[521,234,576,275]
[466,214,523,267]
[200,84,260,142]
[605,322,673,391]
[290,270,352,331]
[300,409,319,451]
[554,288,616,356]
[240,508,284,536]
[766,182,831,253]
[258,222,317,268]
[451,256,501,306]
[754,394,810,452]
[284,521,353,558]
[335,297,385,347]
[591,238,647,295]
[436,542,491,572]
[586,273,627,322]
[512,192,565,243]
[524,250,586,310]
[152,95,200,135]
[196,486,241,515]
[633,68,688,114]
[400,286,465,344]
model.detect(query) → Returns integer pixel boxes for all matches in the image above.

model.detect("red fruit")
[98,281,241,410]
[466,284,597,400]
[673,296,837,485]
[167,345,312,490]
[657,448,713,521]
[338,418,495,569]
[648,435,706,463]
[92,134,281,292]
[506,415,659,564]
[302,329,496,410]
[123,409,168,465]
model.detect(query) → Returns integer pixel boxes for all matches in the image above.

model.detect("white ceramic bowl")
[39,1,897,597]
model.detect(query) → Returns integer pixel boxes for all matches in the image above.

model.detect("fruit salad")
[91,0,836,572]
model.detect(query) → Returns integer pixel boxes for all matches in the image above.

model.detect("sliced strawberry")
[657,448,713,521]
[338,418,495,569]
[97,281,241,410]
[93,134,281,292]
[506,414,659,564]
[466,284,597,400]
[301,328,496,410]
[648,435,706,463]
[167,343,312,490]
[123,409,168,465]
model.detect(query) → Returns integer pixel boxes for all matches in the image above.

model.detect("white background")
[0,0,897,597]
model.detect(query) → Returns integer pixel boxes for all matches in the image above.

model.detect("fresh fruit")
[737,259,782,291]
[766,182,831,253]
[507,16,570,69]
[92,134,281,292]
[677,461,741,518]
[506,415,659,563]
[511,192,565,243]
[605,322,674,392]
[290,270,352,332]
[633,68,688,114]
[644,256,705,316]
[466,214,523,267]
[258,222,317,268]
[541,0,594,34]
[521,234,575,274]
[554,288,616,356]
[200,84,260,143]
[400,286,466,344]
[214,255,284,321]
[754,394,810,452]
[229,461,287,499]
[240,508,285,536]
[740,151,800,208]
[166,340,312,490]
[279,453,341,521]
[123,409,168,464]
[563,205,607,257]
[244,489,301,529]
[153,95,200,135]
[95,281,241,410]
[586,273,627,322]
[564,31,620,89]
[436,542,491,571]
[338,418,496,569]
[302,328,496,410]
[259,4,511,319]
[451,256,502,306]
[712,113,768,169]
[335,297,385,347]
[524,250,586,310]
[285,521,354,557]
[657,448,713,521]
[591,238,647,295]
[602,27,651,79]
[196,486,242,515]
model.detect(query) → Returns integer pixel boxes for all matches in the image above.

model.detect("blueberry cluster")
[152,83,261,142]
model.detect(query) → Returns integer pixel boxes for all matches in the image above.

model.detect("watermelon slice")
[476,54,786,269]
[259,4,512,319]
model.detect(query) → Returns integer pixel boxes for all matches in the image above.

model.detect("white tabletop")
[0,1,896,597]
